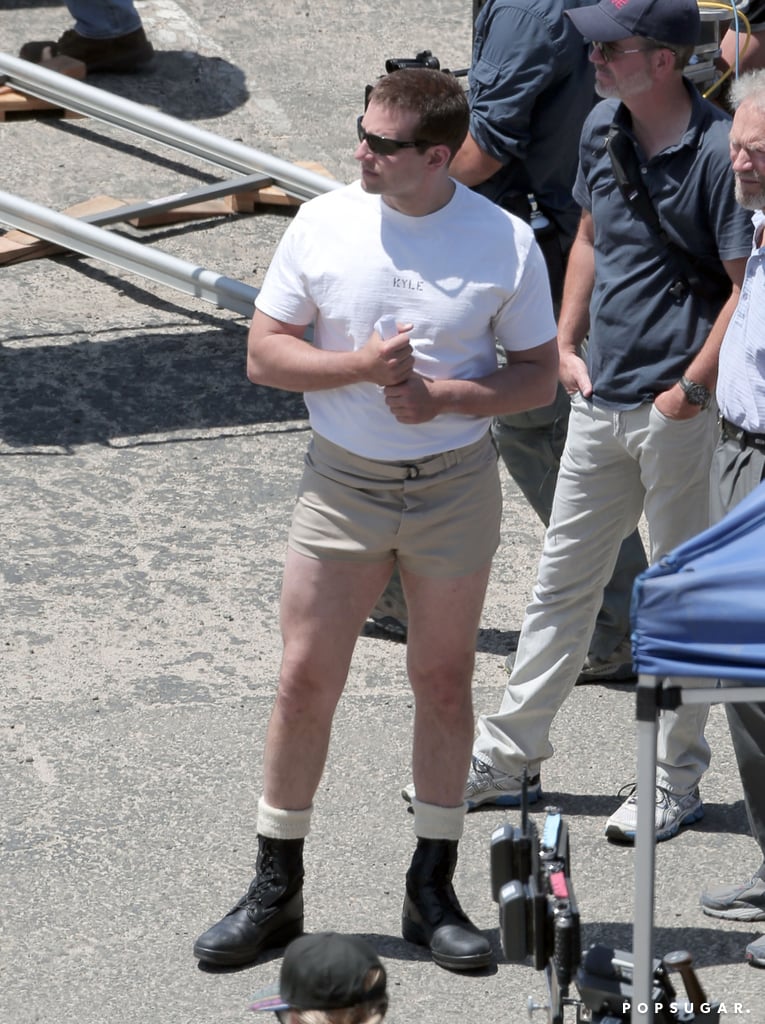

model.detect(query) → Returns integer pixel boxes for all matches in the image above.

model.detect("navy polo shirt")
[468,0,595,242]
[573,82,753,408]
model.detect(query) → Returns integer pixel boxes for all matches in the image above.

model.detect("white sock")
[256,796,312,840]
[412,798,465,841]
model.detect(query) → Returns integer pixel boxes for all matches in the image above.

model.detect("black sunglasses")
[356,115,429,156]
[590,40,675,63]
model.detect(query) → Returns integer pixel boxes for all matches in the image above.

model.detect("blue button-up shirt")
[468,0,595,242]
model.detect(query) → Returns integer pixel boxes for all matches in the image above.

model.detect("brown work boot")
[19,27,154,73]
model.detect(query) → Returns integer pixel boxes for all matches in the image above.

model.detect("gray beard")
[735,178,765,211]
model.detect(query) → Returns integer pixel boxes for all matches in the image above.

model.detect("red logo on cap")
[610,0,630,8]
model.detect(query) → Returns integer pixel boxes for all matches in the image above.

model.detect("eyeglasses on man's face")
[356,115,428,156]
[590,40,674,63]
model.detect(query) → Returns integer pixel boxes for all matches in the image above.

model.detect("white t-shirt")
[255,179,555,459]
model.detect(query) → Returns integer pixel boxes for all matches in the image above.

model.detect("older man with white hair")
[699,68,765,971]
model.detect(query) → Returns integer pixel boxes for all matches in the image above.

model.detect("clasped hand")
[361,323,415,387]
[360,323,439,423]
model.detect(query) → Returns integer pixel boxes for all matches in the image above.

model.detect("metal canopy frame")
[0,52,340,314]
[632,679,765,1023]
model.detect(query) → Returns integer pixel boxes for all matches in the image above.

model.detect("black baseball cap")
[566,0,701,46]
[248,933,387,1014]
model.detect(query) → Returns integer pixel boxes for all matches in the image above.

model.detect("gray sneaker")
[605,784,703,843]
[746,934,765,968]
[366,614,407,641]
[465,756,541,810]
[401,756,542,811]
[576,638,635,685]
[701,874,765,921]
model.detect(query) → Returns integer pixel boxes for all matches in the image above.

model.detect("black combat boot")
[193,836,304,967]
[402,837,493,971]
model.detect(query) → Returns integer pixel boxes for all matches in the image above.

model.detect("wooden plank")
[0,161,336,266]
[0,195,124,266]
[0,55,87,121]
[228,161,336,211]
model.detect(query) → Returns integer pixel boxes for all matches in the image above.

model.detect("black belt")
[720,416,765,452]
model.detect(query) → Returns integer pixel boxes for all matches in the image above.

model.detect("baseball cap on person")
[248,933,388,1014]
[566,0,701,47]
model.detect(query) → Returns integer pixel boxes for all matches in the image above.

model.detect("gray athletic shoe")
[605,784,703,843]
[465,756,541,810]
[576,638,635,685]
[701,874,765,921]
[746,934,765,968]
[367,571,408,640]
[401,756,542,811]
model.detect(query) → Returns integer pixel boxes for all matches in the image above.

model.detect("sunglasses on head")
[356,115,429,156]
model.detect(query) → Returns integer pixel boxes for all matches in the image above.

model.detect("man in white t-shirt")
[193,68,558,973]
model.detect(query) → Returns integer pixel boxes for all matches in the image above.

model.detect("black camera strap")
[604,123,726,304]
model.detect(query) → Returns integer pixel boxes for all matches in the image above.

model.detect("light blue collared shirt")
[717,210,765,433]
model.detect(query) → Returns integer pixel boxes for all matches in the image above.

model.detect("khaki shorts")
[288,432,502,578]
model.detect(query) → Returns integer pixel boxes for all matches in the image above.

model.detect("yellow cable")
[696,2,752,97]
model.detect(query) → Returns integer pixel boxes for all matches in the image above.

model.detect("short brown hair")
[367,68,469,159]
[643,37,695,69]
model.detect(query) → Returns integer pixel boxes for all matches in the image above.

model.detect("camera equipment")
[489,776,722,1022]
[384,49,442,73]
[490,778,581,1024]
[576,945,722,1022]
[364,49,469,108]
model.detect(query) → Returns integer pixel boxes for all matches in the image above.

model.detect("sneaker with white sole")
[605,783,703,843]
[401,756,542,811]
[746,934,765,968]
[701,874,765,921]
[576,638,636,685]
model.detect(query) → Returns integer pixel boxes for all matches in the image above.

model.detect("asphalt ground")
[1,2,763,1022]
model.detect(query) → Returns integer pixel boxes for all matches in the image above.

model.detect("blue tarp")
[631,480,765,682]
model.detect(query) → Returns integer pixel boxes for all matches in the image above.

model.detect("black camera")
[491,803,581,1004]
[384,49,442,73]
[365,51,469,107]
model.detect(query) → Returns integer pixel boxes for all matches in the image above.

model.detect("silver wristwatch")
[679,375,711,410]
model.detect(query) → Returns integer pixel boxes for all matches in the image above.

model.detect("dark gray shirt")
[573,82,752,408]
[468,0,595,242]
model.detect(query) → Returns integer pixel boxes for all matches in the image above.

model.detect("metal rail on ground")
[0,190,259,316]
[0,52,340,312]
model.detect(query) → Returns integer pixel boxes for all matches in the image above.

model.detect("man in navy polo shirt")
[464,0,753,838]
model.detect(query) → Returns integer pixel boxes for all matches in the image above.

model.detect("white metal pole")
[0,53,341,201]
[632,676,660,1024]
[0,190,258,317]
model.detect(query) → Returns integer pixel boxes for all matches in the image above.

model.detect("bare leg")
[400,561,494,971]
[263,547,393,810]
[402,561,493,807]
